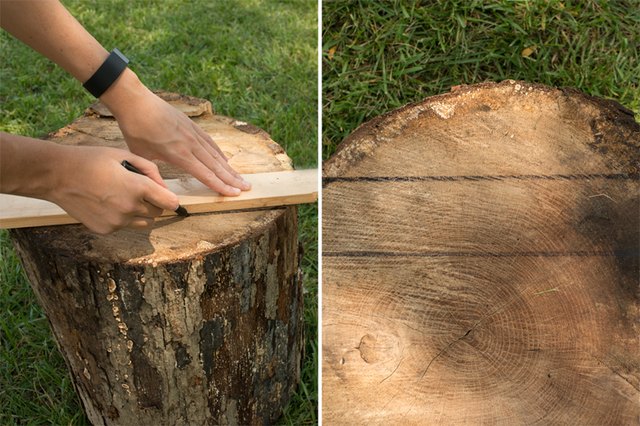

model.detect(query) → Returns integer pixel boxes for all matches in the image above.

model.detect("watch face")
[112,48,129,65]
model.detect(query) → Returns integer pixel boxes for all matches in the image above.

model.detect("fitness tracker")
[82,48,129,98]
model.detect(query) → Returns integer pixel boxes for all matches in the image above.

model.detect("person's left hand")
[106,82,251,196]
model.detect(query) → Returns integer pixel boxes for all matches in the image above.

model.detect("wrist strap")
[82,48,129,98]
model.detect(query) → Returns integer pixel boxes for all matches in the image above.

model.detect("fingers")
[192,123,229,161]
[139,177,180,211]
[133,200,163,218]
[191,146,251,195]
[199,141,251,191]
[192,124,252,191]
[193,144,251,192]
[183,158,243,196]
[120,202,162,231]
[121,156,179,213]
[120,109,252,197]
[128,217,155,229]
[161,134,248,196]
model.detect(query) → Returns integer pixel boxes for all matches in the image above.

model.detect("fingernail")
[231,187,241,195]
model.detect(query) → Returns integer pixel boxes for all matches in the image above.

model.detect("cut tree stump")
[322,81,639,425]
[10,92,304,425]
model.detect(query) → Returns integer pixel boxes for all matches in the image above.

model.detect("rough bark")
[10,93,303,425]
[322,81,639,424]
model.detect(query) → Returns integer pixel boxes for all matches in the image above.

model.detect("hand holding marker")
[121,160,190,217]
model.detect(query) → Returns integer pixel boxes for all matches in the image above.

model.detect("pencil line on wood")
[322,249,639,258]
[323,173,638,186]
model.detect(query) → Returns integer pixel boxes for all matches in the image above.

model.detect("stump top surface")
[325,80,638,178]
[323,81,639,424]
[22,92,293,263]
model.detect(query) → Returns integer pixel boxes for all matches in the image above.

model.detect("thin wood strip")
[0,169,317,229]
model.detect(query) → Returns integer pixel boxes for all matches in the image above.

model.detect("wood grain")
[0,169,317,229]
[322,81,640,424]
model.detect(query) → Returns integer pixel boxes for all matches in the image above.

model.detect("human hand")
[47,145,179,234]
[103,78,251,196]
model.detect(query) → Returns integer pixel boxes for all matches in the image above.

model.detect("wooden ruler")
[0,169,317,229]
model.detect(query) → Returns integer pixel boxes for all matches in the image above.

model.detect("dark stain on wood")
[190,210,302,424]
[106,405,120,420]
[112,266,144,311]
[130,349,164,410]
[580,92,640,174]
[572,182,639,304]
[113,266,164,410]
[610,197,640,302]
[173,343,192,370]
[199,316,225,379]
[165,262,189,291]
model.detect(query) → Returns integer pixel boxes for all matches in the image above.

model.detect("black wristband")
[82,48,129,98]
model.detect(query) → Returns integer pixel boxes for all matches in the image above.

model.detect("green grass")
[323,0,640,159]
[0,0,317,424]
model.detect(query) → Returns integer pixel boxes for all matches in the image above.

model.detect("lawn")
[0,0,317,424]
[323,0,640,159]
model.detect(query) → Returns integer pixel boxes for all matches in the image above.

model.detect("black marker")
[121,160,189,217]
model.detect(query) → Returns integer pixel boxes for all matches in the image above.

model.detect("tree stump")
[10,92,303,425]
[323,81,639,424]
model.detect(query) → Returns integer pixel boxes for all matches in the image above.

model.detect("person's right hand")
[47,145,179,234]
[102,79,252,196]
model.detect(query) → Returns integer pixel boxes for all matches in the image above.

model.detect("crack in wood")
[419,329,473,380]
[418,283,534,382]
[379,348,405,384]
[588,353,640,393]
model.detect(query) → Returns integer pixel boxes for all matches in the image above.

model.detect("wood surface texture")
[322,81,639,425]
[10,93,308,425]
[0,169,317,229]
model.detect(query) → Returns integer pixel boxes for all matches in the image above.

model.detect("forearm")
[0,0,146,114]
[0,132,65,198]
[0,0,108,82]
